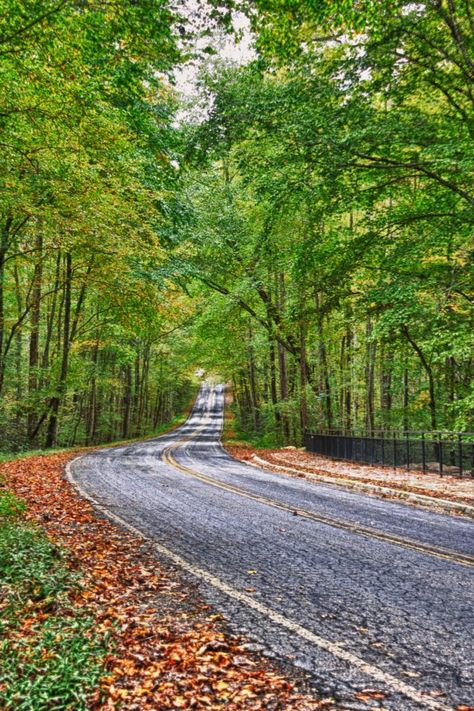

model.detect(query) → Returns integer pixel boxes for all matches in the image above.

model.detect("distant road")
[69,385,474,710]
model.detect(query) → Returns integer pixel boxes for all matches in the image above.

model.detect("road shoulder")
[226,444,474,519]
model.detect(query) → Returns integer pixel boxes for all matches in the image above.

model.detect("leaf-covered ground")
[226,445,474,513]
[1,452,334,710]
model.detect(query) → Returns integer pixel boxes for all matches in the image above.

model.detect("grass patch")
[226,432,280,449]
[0,489,108,709]
[222,406,279,450]
[148,412,189,437]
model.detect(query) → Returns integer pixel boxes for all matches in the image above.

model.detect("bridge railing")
[304,429,474,478]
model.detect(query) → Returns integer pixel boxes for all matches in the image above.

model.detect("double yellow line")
[162,420,474,570]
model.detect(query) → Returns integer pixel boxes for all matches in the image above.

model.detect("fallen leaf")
[356,689,386,701]
[1,452,331,711]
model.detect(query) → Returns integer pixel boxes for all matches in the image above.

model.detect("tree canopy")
[0,0,472,451]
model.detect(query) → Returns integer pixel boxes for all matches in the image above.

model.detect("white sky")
[173,3,255,100]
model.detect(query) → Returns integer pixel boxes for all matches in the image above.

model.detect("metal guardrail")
[304,429,474,478]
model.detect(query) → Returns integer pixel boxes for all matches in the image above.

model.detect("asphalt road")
[69,385,474,710]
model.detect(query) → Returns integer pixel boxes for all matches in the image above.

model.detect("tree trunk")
[86,340,99,445]
[41,250,61,374]
[247,324,260,432]
[27,231,43,444]
[276,272,290,440]
[268,335,281,430]
[402,326,437,430]
[299,322,308,436]
[446,355,456,429]
[403,365,409,432]
[341,313,353,431]
[380,339,393,429]
[122,363,132,439]
[315,292,333,429]
[13,262,23,437]
[365,317,376,433]
[0,217,13,394]
[45,253,72,447]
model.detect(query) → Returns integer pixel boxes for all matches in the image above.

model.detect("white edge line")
[65,453,453,711]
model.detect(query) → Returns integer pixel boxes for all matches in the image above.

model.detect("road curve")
[68,385,474,710]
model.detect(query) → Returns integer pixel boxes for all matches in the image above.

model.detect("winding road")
[68,384,474,710]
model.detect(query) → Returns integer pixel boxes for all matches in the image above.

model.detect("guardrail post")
[393,433,397,469]
[421,432,426,473]
[439,435,443,476]
[405,431,410,471]
[458,433,463,478]
[381,432,385,465]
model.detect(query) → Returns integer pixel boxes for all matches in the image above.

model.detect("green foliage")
[170,0,474,441]
[0,0,472,455]
[0,0,195,453]
[0,520,71,601]
[0,490,26,519]
[0,492,108,708]
[0,615,106,711]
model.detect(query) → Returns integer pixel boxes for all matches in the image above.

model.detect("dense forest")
[0,0,193,450]
[1,0,473,451]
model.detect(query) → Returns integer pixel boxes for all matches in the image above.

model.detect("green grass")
[223,416,280,450]
[226,433,280,449]
[0,491,108,710]
[153,412,188,436]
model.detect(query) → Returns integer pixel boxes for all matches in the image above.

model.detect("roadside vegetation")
[0,0,192,454]
[0,489,107,709]
[0,406,193,464]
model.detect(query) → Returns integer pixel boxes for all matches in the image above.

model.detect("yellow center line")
[66,451,455,711]
[66,391,459,711]
[162,416,474,569]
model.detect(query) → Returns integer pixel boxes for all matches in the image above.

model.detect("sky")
[173,2,255,103]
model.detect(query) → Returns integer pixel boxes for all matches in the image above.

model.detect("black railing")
[304,429,474,478]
